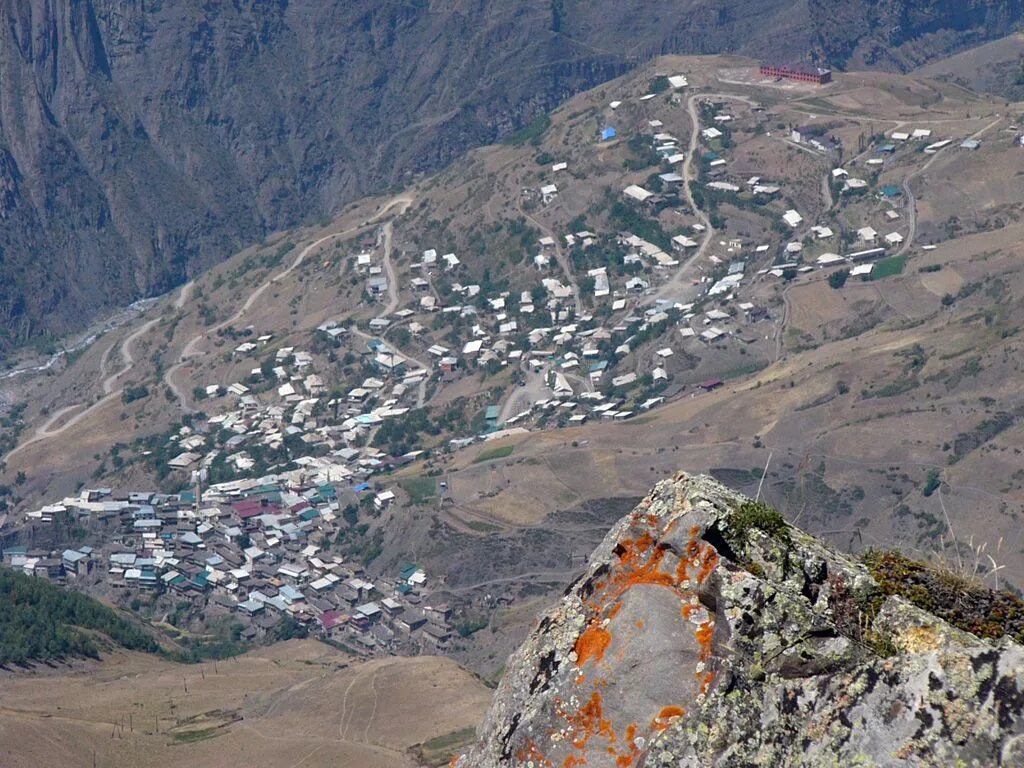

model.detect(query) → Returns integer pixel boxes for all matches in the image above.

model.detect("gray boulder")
[456,473,1024,767]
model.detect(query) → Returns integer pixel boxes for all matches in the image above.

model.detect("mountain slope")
[0,564,159,665]
[2,1,1024,348]
[913,31,1024,98]
[457,474,1024,766]
[812,0,1024,69]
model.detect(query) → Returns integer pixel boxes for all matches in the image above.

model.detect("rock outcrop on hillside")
[456,473,1024,767]
[2,1,1024,348]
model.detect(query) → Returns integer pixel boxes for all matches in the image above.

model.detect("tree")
[828,269,850,289]
[122,385,150,404]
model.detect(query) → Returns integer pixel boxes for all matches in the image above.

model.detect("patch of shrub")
[863,549,1024,644]
[726,500,791,551]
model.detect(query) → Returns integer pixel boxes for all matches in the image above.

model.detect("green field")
[412,726,478,767]
[473,445,515,463]
[399,476,437,504]
[870,254,908,280]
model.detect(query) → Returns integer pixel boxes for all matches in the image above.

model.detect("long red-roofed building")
[759,63,832,85]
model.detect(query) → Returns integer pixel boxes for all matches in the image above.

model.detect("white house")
[623,185,654,203]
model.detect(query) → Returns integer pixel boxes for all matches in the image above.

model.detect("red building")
[759,63,832,85]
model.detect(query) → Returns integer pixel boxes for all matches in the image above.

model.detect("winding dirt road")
[164,196,415,411]
[897,115,1002,256]
[4,199,413,462]
[519,206,583,317]
[4,308,169,462]
[380,220,401,316]
[648,93,717,304]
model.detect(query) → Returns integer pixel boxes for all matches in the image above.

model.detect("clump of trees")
[0,566,159,666]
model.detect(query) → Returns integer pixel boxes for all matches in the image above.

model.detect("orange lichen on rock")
[614,723,642,767]
[695,619,715,658]
[606,535,677,595]
[675,526,719,587]
[563,691,616,750]
[696,546,719,584]
[651,705,687,731]
[553,513,723,766]
[699,670,716,695]
[516,739,553,767]
[575,624,613,667]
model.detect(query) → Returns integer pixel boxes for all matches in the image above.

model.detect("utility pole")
[755,451,773,503]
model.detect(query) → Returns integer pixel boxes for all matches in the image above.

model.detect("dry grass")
[0,640,490,768]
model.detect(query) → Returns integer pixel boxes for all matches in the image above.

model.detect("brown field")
[0,641,490,768]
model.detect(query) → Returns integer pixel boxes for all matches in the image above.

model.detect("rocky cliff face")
[456,474,1024,767]
[1,1,1023,348]
[810,0,1024,69]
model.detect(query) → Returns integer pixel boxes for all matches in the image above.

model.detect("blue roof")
[353,482,371,492]
[279,585,304,602]
[601,126,617,140]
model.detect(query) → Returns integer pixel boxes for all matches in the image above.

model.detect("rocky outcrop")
[457,473,1024,767]
[2,1,1023,348]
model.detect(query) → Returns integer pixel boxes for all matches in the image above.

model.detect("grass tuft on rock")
[726,500,792,552]
[863,549,1024,644]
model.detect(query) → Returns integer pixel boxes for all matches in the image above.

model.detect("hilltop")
[457,473,1024,766]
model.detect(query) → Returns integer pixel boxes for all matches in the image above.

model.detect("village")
[2,58,1019,664]
[4,476,455,657]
